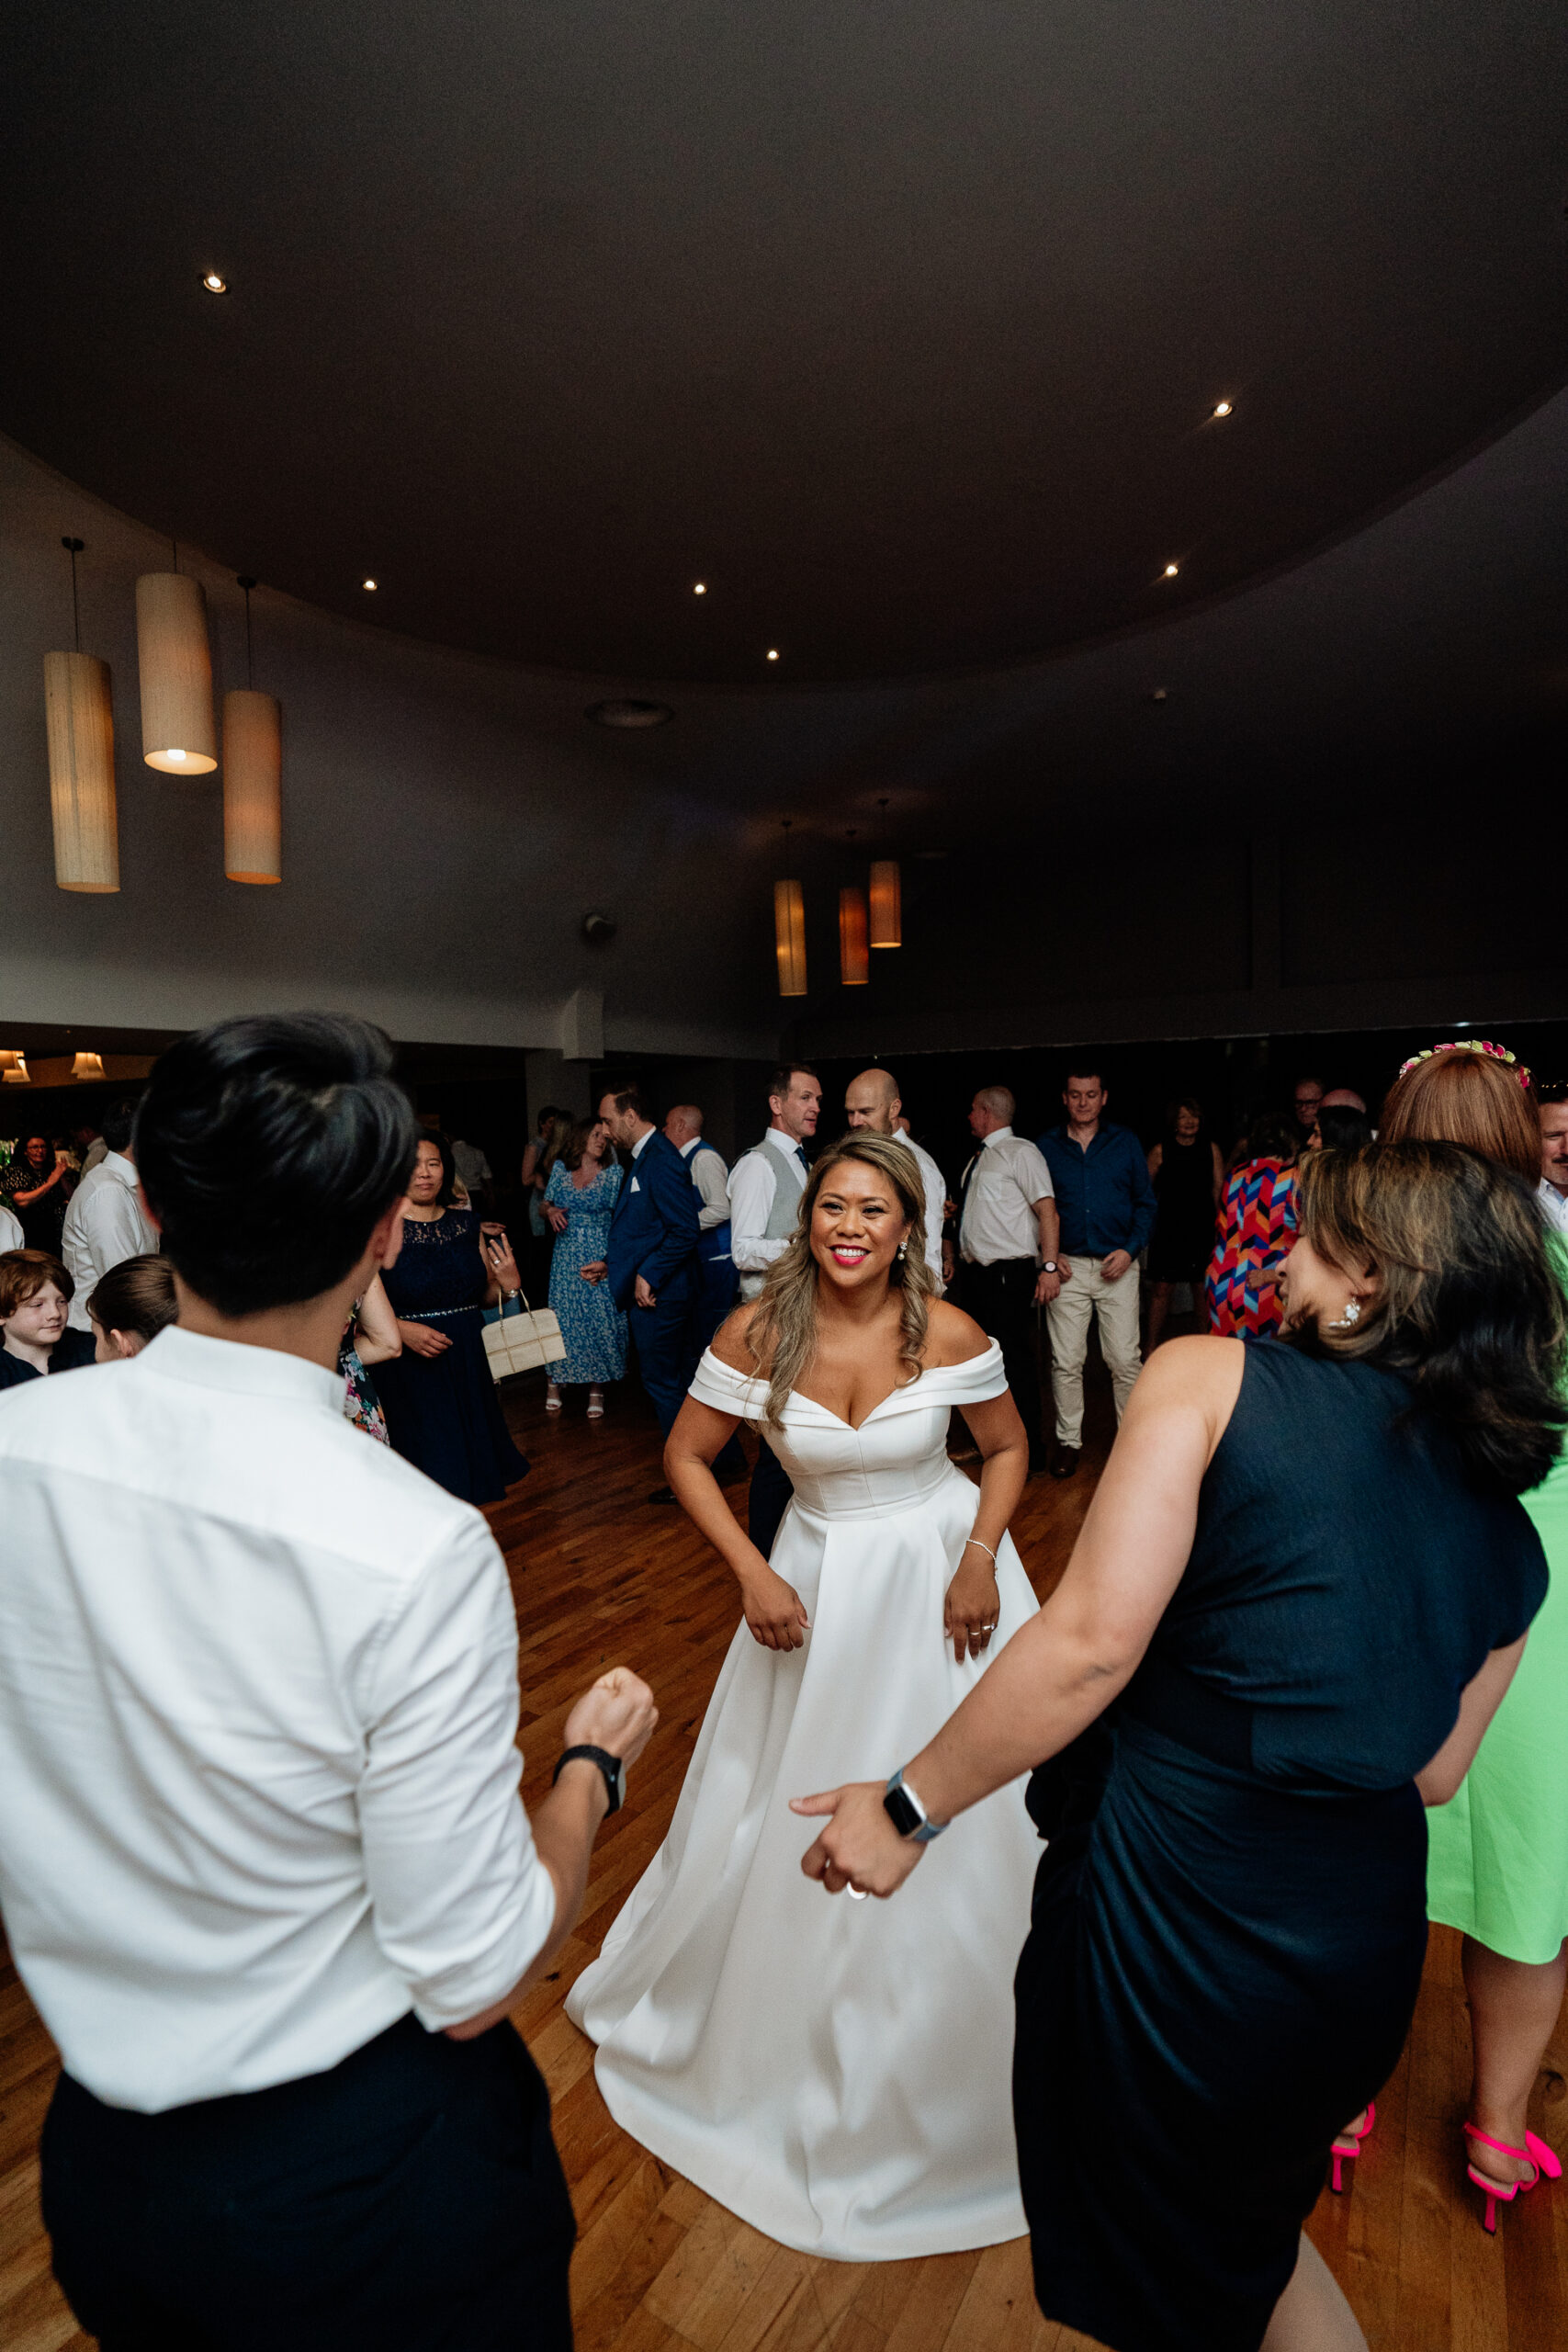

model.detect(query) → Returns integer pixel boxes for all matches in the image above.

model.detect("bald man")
[843,1070,946,1292]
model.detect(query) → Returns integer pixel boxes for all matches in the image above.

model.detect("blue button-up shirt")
[1037,1122,1158,1259]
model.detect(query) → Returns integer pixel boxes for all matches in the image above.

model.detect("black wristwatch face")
[883,1782,923,1838]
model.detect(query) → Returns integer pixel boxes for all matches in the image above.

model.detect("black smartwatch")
[883,1765,947,1844]
[553,1745,626,1815]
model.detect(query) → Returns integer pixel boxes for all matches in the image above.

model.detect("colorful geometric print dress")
[543,1159,627,1385]
[1205,1158,1299,1338]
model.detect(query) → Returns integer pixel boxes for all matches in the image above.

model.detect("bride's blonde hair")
[746,1130,936,1430]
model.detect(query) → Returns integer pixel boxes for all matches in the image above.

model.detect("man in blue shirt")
[1036,1069,1157,1477]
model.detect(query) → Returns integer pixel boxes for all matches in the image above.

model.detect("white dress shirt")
[958,1127,1055,1266]
[678,1137,731,1231]
[451,1138,493,1193]
[0,1326,555,2111]
[0,1204,20,1253]
[729,1125,810,1289]
[1540,1178,1568,1236]
[891,1131,947,1291]
[61,1150,161,1329]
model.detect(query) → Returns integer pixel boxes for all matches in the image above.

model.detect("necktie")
[794,1145,809,1178]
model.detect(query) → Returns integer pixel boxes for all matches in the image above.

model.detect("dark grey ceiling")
[4,2,1567,684]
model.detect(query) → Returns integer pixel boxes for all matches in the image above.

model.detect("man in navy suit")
[581,1082,702,1501]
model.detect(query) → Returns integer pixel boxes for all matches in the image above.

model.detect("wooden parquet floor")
[2,1358,1565,2350]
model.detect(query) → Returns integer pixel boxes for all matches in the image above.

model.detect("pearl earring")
[1332,1298,1361,1329]
[897,1241,908,1261]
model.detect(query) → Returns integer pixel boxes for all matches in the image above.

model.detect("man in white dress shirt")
[956,1087,1059,1476]
[1538,1086,1568,1236]
[844,1069,947,1292]
[0,1201,20,1253]
[59,1096,159,1329]
[728,1063,822,1556]
[664,1102,737,1354]
[0,1012,656,2350]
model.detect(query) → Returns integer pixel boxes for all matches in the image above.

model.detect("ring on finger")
[847,1883,868,1901]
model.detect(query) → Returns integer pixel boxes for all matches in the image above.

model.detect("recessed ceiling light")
[766,648,780,662]
[1163,563,1179,578]
[1148,687,1168,702]
[361,577,378,591]
[201,271,229,294]
[1212,400,1233,418]
[586,698,674,729]
[694,582,706,595]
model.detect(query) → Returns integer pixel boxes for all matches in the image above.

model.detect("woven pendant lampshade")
[44,651,120,892]
[223,688,282,882]
[869,859,902,949]
[136,572,217,772]
[774,878,807,997]
[839,885,869,985]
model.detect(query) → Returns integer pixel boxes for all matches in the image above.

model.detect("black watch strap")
[553,1744,625,1815]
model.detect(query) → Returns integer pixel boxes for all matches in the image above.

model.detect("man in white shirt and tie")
[59,1096,159,1329]
[955,1086,1060,1475]
[843,1068,947,1291]
[1538,1085,1568,1236]
[0,1012,656,2349]
[727,1063,822,1555]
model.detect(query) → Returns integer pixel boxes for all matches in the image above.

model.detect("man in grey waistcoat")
[727,1064,822,1558]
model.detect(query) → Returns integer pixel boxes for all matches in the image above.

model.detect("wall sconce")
[71,1052,107,1080]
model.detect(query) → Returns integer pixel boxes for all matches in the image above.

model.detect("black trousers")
[959,1257,1043,1452]
[41,2013,576,2352]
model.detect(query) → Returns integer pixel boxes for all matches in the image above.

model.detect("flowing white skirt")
[567,1464,1039,2259]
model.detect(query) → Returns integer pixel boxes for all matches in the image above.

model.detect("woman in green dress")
[1382,1042,1568,2230]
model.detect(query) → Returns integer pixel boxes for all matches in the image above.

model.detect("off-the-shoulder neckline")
[703,1338,1003,1433]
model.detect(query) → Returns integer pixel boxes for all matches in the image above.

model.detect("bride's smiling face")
[808,1159,911,1291]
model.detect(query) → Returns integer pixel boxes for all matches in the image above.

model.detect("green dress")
[1427,1233,1568,1963]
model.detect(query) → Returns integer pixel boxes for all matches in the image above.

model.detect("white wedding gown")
[567,1340,1040,2260]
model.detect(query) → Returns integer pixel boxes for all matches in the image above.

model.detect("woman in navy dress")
[795,1139,1561,2351]
[374,1132,528,1505]
[543,1117,626,1416]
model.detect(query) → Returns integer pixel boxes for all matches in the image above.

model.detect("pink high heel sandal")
[1463,2122,1563,2234]
[1330,2102,1376,2194]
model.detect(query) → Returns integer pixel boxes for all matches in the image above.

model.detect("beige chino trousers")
[1044,1253,1143,1448]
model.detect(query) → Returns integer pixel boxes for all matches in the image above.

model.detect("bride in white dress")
[567,1131,1042,2260]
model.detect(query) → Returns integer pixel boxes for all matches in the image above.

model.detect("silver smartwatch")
[883,1764,947,1844]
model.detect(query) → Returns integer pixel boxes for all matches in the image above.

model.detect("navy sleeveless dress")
[374,1210,528,1507]
[1014,1340,1548,2352]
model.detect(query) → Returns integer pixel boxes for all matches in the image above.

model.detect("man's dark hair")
[769,1063,818,1103]
[602,1081,649,1123]
[135,1013,419,1318]
[99,1097,138,1154]
[1065,1068,1107,1092]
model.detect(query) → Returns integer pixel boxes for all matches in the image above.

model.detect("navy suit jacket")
[606,1130,701,1310]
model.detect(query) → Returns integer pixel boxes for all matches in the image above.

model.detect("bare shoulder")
[1132,1334,1247,1421]
[712,1301,766,1374]
[922,1299,993,1366]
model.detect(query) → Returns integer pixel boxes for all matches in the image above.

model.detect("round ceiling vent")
[586,698,673,729]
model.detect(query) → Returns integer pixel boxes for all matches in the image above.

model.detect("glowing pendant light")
[868,859,902,948]
[774,878,807,997]
[44,537,120,894]
[222,579,282,882]
[136,566,217,773]
[839,885,869,985]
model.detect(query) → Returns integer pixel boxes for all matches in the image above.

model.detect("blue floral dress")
[545,1159,627,1385]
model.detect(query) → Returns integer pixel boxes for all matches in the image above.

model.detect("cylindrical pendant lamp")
[136,572,217,772]
[839,886,869,985]
[44,652,120,892]
[223,688,282,882]
[869,859,902,949]
[774,878,807,997]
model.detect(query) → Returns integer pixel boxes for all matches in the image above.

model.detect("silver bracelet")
[964,1536,998,1562]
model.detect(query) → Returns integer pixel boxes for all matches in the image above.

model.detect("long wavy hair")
[746,1130,936,1431]
[1290,1140,1566,1493]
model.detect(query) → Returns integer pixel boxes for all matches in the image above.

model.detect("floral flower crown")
[1395,1039,1532,1088]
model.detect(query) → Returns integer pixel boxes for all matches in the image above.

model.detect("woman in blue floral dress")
[544,1117,626,1416]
